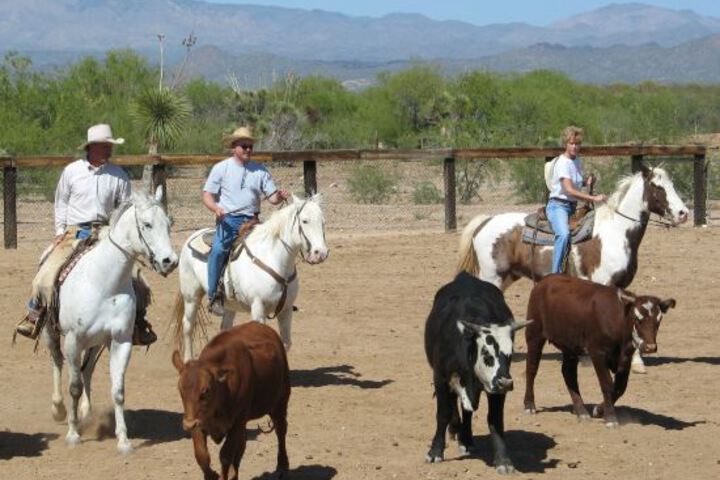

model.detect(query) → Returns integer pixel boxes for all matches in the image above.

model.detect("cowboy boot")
[15,301,45,340]
[132,311,157,346]
[207,279,226,317]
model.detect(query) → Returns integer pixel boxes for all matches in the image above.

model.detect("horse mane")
[595,172,639,222]
[108,191,159,230]
[248,202,298,240]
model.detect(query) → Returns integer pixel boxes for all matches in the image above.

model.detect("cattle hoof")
[605,420,619,428]
[577,413,591,422]
[117,440,133,455]
[592,405,603,418]
[631,363,647,374]
[425,453,443,463]
[52,402,67,422]
[65,431,81,447]
[495,464,516,475]
[458,444,474,456]
[524,407,536,415]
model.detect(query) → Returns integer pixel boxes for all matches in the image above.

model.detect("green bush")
[412,181,443,204]
[347,165,396,204]
[508,158,546,204]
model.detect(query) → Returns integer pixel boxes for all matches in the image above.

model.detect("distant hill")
[3,1,720,85]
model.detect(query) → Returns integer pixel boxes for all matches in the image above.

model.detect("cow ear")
[171,350,184,373]
[660,298,676,313]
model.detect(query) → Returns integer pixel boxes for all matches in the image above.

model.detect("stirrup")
[207,296,225,317]
[14,308,45,340]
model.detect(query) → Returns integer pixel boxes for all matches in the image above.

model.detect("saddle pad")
[522,210,595,246]
[188,228,215,257]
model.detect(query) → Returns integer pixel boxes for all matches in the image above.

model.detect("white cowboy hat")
[78,124,125,149]
[222,126,255,149]
[544,156,558,191]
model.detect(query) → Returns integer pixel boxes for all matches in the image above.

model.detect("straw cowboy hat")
[222,126,256,148]
[78,124,125,149]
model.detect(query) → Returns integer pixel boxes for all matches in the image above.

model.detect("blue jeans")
[546,199,576,274]
[207,214,252,300]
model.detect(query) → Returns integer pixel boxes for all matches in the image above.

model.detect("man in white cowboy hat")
[16,124,156,345]
[203,125,290,315]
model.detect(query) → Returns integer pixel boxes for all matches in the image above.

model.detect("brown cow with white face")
[172,322,290,480]
[523,274,675,427]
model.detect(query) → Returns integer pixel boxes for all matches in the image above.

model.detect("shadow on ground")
[537,405,705,430]
[442,430,559,473]
[291,365,393,389]
[252,464,337,479]
[0,431,58,460]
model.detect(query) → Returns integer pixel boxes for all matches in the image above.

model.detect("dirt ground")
[0,223,718,480]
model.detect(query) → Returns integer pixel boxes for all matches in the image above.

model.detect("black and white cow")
[424,272,530,473]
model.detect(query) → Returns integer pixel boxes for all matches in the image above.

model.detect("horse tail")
[457,214,491,277]
[170,292,185,351]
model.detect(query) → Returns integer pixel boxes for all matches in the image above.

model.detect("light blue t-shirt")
[203,158,278,216]
[549,154,583,202]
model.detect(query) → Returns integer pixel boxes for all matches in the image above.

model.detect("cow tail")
[457,215,490,277]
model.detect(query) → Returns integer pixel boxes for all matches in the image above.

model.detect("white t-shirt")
[54,159,131,235]
[549,154,583,202]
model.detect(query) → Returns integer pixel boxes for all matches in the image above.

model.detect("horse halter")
[614,172,674,229]
[288,201,316,263]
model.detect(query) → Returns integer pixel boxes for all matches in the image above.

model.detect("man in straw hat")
[203,125,289,315]
[16,124,157,346]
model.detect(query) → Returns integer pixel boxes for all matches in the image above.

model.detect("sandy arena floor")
[0,224,718,479]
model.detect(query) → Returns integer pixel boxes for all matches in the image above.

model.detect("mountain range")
[3,1,720,85]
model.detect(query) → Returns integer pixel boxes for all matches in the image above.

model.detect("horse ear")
[154,185,164,203]
[171,350,184,373]
[640,164,652,179]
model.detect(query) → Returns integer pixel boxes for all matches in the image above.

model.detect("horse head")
[641,165,689,226]
[291,193,329,264]
[125,186,178,276]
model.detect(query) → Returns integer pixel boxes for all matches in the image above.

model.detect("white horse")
[457,166,688,371]
[174,194,328,361]
[41,188,177,453]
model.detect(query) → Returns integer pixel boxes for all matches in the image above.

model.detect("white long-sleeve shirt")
[54,159,131,235]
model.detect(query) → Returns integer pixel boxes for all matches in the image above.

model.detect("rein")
[240,240,297,319]
[107,203,158,269]
[613,208,673,229]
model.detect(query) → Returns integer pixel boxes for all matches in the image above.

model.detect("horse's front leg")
[220,309,236,331]
[41,327,67,422]
[109,338,133,454]
[63,333,83,446]
[277,307,292,352]
[79,344,104,421]
[250,298,267,324]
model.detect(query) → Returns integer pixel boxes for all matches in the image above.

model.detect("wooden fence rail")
[2,145,709,248]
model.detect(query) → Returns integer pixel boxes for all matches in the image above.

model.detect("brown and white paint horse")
[457,165,688,372]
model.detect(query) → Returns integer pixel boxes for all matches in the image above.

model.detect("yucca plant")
[131,87,192,191]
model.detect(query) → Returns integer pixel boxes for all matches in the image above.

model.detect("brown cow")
[523,274,675,427]
[172,322,290,480]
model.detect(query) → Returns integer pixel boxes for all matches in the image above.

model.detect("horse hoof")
[117,440,133,455]
[65,432,81,446]
[52,403,67,422]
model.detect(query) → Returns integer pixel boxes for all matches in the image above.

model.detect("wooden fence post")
[3,157,17,249]
[151,161,167,209]
[443,156,457,232]
[631,155,643,173]
[693,153,708,226]
[303,160,317,196]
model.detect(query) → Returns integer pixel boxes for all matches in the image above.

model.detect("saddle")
[188,218,260,258]
[522,204,595,246]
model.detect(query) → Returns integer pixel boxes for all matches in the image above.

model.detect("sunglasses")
[235,143,253,151]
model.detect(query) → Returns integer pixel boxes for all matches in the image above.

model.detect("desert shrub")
[412,181,443,204]
[507,158,546,204]
[347,165,397,204]
[17,167,61,201]
[455,159,499,204]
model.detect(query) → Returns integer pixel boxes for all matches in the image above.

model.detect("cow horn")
[459,320,483,333]
[511,319,533,331]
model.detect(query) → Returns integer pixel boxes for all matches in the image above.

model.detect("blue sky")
[208,1,720,26]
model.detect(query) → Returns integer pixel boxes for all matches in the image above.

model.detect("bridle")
[287,200,323,263]
[612,174,676,229]
[108,203,160,270]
